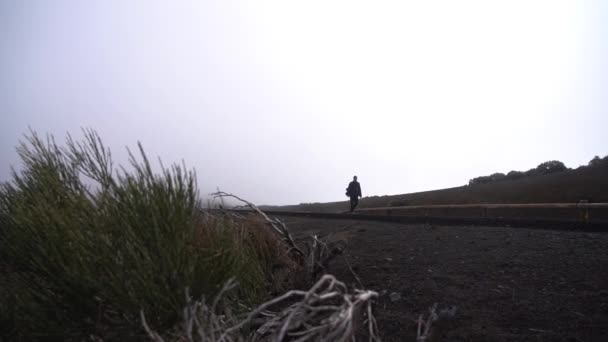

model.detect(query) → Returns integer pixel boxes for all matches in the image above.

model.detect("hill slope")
[265,162,608,213]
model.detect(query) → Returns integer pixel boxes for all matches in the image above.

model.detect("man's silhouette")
[346,176,362,212]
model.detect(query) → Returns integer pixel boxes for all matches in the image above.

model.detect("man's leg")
[350,196,358,212]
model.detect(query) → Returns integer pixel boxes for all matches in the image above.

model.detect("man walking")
[346,176,362,212]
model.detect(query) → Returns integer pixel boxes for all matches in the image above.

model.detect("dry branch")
[142,275,380,342]
[211,192,305,258]
[416,303,438,342]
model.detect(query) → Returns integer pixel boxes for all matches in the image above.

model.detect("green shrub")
[506,170,525,180]
[0,130,294,340]
[469,161,568,185]
[535,160,567,175]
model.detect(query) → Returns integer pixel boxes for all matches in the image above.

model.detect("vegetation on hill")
[467,157,606,185]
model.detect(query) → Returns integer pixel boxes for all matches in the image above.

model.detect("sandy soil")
[281,216,608,342]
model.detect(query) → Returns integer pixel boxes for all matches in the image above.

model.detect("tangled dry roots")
[142,275,380,342]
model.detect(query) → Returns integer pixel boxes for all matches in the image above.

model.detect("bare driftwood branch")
[142,274,380,342]
[230,274,379,342]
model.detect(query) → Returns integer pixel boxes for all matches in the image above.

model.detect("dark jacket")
[346,181,362,197]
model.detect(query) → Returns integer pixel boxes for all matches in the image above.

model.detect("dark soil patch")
[283,217,608,342]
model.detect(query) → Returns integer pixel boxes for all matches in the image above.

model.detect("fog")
[1,0,607,205]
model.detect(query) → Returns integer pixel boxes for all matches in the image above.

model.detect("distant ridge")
[263,157,608,213]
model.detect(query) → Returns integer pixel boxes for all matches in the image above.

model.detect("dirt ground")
[281,216,608,342]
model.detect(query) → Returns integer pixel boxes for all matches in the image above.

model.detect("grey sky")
[1,0,607,205]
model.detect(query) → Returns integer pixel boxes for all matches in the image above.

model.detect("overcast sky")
[1,1,607,205]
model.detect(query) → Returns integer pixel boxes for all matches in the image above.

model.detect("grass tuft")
[0,129,298,341]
